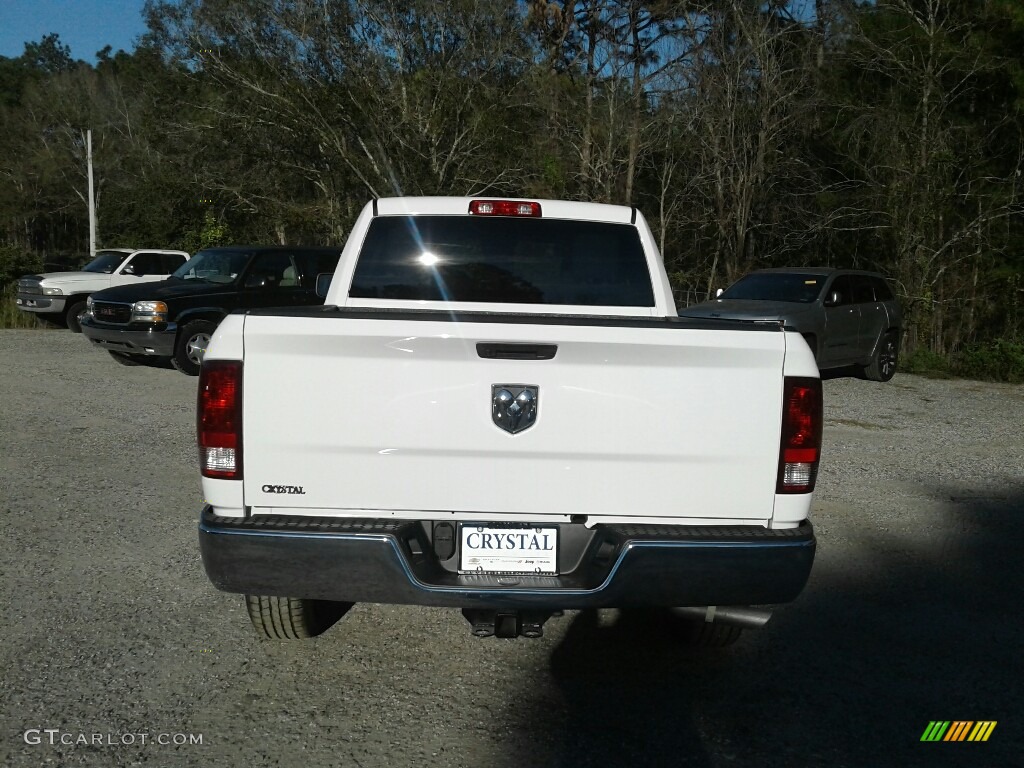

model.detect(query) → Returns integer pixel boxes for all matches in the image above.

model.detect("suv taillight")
[777,377,822,494]
[198,360,243,479]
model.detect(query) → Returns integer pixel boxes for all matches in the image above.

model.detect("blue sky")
[0,0,149,62]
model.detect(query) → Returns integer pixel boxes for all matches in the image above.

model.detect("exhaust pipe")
[671,606,773,629]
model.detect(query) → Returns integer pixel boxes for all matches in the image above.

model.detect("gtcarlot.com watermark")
[24,729,203,747]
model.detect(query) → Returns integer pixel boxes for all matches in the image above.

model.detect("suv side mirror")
[824,291,840,307]
[315,273,333,299]
[715,288,724,298]
[122,264,138,276]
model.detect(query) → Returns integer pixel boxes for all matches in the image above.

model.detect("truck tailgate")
[240,314,786,522]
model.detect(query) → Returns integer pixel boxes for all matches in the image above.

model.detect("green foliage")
[0,246,43,290]
[0,245,50,329]
[22,33,75,73]
[902,347,951,378]
[541,155,565,192]
[902,342,1024,383]
[0,4,1022,359]
[182,210,231,253]
[0,55,29,107]
[954,340,1024,384]
[0,283,45,329]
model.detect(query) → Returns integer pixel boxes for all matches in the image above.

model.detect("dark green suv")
[80,246,341,375]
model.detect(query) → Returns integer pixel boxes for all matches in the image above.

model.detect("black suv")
[80,246,341,375]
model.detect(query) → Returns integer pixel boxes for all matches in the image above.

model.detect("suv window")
[174,249,250,283]
[350,216,654,306]
[244,252,295,289]
[828,275,856,306]
[851,275,876,304]
[720,273,827,303]
[295,251,342,288]
[126,252,168,276]
[872,277,894,302]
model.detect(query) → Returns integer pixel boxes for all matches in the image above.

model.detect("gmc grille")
[92,302,132,324]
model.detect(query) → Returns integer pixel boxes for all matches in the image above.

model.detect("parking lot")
[1,329,1021,767]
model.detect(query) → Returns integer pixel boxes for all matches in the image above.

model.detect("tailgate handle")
[476,343,557,360]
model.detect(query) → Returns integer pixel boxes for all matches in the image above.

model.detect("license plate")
[459,524,558,575]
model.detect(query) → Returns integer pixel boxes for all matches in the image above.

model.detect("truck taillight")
[198,360,242,480]
[777,377,822,494]
[468,199,542,217]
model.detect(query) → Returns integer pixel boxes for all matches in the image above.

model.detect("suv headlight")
[42,287,63,296]
[131,301,168,322]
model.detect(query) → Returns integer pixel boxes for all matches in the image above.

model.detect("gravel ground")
[1,329,1021,768]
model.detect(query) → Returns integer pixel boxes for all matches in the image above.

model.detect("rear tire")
[245,595,353,640]
[65,300,88,333]
[108,350,145,366]
[172,320,218,376]
[863,331,899,382]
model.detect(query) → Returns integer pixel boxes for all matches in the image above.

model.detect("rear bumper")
[80,316,177,356]
[198,507,815,609]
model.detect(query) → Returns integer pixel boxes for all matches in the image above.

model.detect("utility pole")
[87,129,96,257]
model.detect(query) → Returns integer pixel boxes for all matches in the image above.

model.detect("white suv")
[16,248,189,332]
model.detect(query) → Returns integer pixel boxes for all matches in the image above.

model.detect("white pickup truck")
[198,197,821,644]
[16,248,189,332]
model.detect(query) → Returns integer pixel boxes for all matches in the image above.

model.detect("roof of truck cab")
[374,197,635,224]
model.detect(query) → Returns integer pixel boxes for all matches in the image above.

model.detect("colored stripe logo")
[920,721,996,742]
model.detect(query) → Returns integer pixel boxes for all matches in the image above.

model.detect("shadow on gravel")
[514,489,1022,768]
[539,609,718,768]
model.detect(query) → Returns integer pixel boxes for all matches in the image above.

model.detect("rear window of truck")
[349,216,655,306]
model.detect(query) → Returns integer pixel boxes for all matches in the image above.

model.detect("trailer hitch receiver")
[462,609,553,639]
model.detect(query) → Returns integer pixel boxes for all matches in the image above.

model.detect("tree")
[827,0,1024,354]
[670,2,822,292]
[22,33,75,74]
[144,0,532,242]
